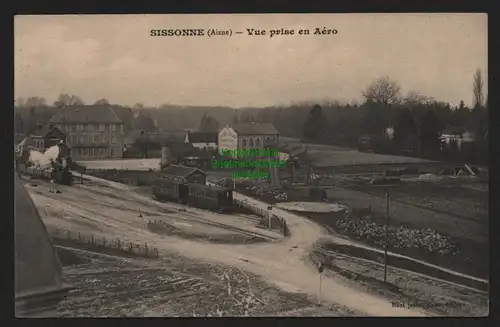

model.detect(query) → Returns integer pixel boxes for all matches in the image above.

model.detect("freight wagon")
[152,176,233,213]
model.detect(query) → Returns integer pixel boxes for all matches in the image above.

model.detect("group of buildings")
[15,105,282,162]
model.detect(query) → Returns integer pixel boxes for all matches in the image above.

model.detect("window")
[89,148,94,157]
[110,148,115,157]
[242,139,247,147]
[120,124,124,133]
[102,135,107,142]
[77,124,84,132]
[249,139,254,147]
[66,125,72,133]
[80,136,85,144]
[83,149,88,157]
[99,148,104,157]
[111,124,116,132]
[111,136,117,144]
[99,124,105,132]
[256,139,260,147]
[265,137,271,145]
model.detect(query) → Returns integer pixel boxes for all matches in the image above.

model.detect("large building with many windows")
[48,105,125,160]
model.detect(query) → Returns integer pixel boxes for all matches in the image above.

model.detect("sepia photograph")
[14,13,488,317]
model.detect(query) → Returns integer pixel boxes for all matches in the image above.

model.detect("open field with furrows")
[327,178,489,279]
[56,247,358,317]
[297,143,435,167]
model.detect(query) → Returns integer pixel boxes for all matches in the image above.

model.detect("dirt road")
[27,175,428,316]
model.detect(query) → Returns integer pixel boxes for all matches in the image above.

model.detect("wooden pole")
[319,273,322,304]
[384,189,389,283]
[268,208,272,230]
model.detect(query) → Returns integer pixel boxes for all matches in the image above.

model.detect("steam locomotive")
[152,176,233,213]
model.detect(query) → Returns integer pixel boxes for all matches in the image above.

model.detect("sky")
[14,14,487,108]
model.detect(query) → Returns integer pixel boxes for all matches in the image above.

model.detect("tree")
[362,76,401,105]
[419,110,442,157]
[199,114,220,132]
[303,104,327,141]
[94,98,110,105]
[232,115,239,124]
[241,115,254,123]
[133,103,144,109]
[15,97,26,107]
[15,113,25,134]
[54,94,84,108]
[393,108,418,151]
[403,92,435,106]
[134,111,156,132]
[25,96,47,107]
[473,69,484,109]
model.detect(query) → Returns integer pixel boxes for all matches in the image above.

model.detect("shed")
[161,164,207,185]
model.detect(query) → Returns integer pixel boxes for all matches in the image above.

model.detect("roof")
[15,178,69,307]
[48,105,123,124]
[231,122,279,135]
[442,126,469,135]
[16,137,35,152]
[126,131,184,145]
[30,126,65,138]
[161,164,206,178]
[188,132,218,143]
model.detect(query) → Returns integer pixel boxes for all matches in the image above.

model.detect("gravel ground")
[56,248,357,317]
[308,244,488,317]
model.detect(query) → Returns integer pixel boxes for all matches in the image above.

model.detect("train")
[152,176,234,213]
[17,164,74,185]
[15,143,74,185]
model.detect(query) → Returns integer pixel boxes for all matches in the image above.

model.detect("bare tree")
[362,76,401,105]
[15,97,26,107]
[54,94,84,108]
[94,98,110,105]
[403,91,435,105]
[473,68,484,108]
[25,96,47,107]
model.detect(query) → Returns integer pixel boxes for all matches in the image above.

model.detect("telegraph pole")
[268,205,272,230]
[384,188,390,283]
[318,262,324,304]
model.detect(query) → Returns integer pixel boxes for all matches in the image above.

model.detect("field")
[302,143,435,167]
[56,247,355,317]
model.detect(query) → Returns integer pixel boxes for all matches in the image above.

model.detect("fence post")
[67,230,71,239]
[78,232,81,240]
[91,234,94,244]
[117,239,121,249]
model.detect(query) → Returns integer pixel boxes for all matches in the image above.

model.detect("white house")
[440,127,475,151]
[218,122,280,157]
[184,131,218,150]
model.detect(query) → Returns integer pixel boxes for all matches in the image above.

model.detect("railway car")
[21,166,73,185]
[186,183,233,213]
[152,176,233,213]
